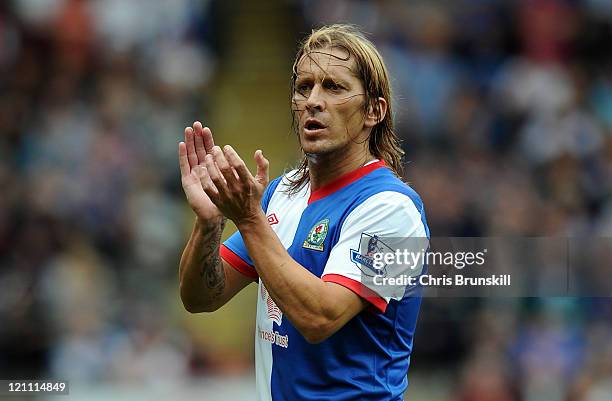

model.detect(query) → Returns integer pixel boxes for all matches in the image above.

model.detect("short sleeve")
[322,191,428,313]
[221,234,258,280]
[220,176,284,281]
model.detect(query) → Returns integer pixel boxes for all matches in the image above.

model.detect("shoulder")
[342,189,428,238]
[346,167,427,221]
[363,167,425,206]
[336,167,429,237]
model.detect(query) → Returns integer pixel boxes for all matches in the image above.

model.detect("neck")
[307,148,375,191]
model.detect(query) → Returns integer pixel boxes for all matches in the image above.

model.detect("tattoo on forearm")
[200,252,225,298]
[198,219,226,300]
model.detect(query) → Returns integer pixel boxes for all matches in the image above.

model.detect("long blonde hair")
[287,24,403,193]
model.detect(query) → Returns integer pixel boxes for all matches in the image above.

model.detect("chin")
[301,139,330,154]
[302,144,345,160]
[299,132,350,156]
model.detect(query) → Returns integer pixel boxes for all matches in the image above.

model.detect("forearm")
[179,216,227,312]
[194,143,365,339]
[237,212,348,338]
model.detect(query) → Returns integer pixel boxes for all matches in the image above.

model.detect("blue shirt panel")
[270,168,428,401]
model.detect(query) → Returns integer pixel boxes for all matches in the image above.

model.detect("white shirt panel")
[323,191,428,303]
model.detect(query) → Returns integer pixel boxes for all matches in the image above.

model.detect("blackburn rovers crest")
[302,218,329,251]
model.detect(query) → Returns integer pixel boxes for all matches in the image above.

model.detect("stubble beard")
[303,138,353,167]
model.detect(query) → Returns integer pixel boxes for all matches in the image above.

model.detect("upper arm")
[322,191,428,313]
[291,192,428,342]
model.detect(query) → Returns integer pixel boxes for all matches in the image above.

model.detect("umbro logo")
[267,213,279,225]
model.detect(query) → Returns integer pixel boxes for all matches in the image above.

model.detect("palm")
[182,167,220,219]
[178,122,222,221]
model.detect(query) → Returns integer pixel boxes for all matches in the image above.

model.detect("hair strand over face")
[286,24,404,194]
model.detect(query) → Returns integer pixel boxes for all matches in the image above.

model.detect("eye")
[324,80,343,91]
[295,82,311,96]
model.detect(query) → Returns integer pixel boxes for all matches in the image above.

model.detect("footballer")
[178,24,429,401]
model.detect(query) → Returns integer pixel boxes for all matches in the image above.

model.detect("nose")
[305,84,325,112]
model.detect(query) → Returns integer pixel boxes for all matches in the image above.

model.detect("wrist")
[195,215,227,234]
[235,210,267,232]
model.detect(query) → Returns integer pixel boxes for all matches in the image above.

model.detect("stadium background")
[1,0,611,400]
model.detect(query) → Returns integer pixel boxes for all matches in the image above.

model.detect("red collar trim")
[308,160,386,204]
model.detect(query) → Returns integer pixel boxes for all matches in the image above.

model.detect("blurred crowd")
[1,0,611,400]
[0,0,223,386]
[299,1,612,400]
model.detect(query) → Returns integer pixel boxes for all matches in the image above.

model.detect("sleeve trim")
[220,245,259,280]
[322,273,388,313]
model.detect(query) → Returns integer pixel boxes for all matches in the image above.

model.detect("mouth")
[303,118,327,135]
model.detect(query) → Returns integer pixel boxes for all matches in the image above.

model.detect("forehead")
[295,46,358,79]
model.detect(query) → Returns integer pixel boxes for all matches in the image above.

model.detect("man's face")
[292,47,368,156]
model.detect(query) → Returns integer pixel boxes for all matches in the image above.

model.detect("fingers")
[192,121,207,163]
[188,121,215,167]
[195,164,220,203]
[178,142,190,177]
[184,127,199,168]
[202,126,215,153]
[212,146,240,190]
[205,152,229,195]
[254,150,270,186]
[224,145,252,182]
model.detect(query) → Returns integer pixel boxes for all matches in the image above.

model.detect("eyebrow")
[295,74,351,86]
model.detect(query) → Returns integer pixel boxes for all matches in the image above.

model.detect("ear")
[364,97,388,129]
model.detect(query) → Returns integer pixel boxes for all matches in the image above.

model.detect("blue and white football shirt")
[220,160,429,401]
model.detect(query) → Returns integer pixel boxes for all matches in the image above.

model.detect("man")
[178,25,429,401]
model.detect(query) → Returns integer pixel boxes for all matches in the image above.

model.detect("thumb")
[254,149,269,186]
